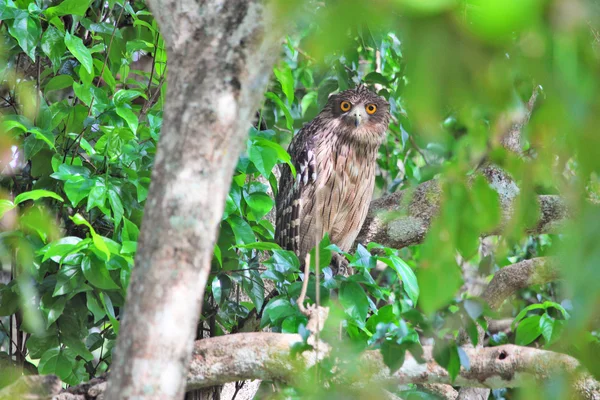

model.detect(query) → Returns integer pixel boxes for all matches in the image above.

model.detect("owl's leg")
[330,252,352,276]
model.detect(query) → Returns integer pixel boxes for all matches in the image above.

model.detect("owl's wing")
[275,127,317,256]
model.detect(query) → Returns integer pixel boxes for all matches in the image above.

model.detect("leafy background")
[1,0,599,399]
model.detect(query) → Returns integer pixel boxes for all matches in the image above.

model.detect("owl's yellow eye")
[340,101,352,112]
[366,104,377,115]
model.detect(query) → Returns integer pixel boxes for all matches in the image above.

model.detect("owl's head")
[323,84,390,144]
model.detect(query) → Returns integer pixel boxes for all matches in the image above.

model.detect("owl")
[275,84,391,271]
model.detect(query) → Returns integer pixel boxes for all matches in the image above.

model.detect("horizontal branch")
[482,257,559,310]
[184,332,599,399]
[4,337,598,399]
[356,179,570,250]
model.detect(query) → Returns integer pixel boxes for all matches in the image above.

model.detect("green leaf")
[14,189,63,205]
[40,293,66,328]
[45,0,92,19]
[265,92,293,130]
[252,137,296,177]
[227,215,256,245]
[62,334,94,362]
[433,340,461,383]
[63,178,94,207]
[8,13,41,60]
[364,72,389,86]
[27,333,59,359]
[515,315,542,345]
[65,31,93,74]
[248,140,278,178]
[0,283,19,316]
[243,192,273,220]
[113,89,146,106]
[380,340,406,373]
[236,242,281,251]
[87,182,107,211]
[44,74,73,94]
[82,18,122,37]
[463,299,484,321]
[0,0,19,20]
[539,313,554,344]
[81,257,119,290]
[50,163,91,181]
[41,26,66,69]
[73,82,92,106]
[242,269,265,311]
[265,250,300,274]
[38,347,73,380]
[28,128,56,150]
[301,91,318,117]
[366,305,395,333]
[382,255,419,304]
[70,214,110,260]
[122,218,140,242]
[100,292,119,334]
[39,236,83,263]
[53,265,84,296]
[213,244,222,266]
[263,298,296,322]
[108,188,124,227]
[349,244,376,269]
[0,199,15,219]
[86,292,105,323]
[274,63,295,104]
[115,104,139,134]
[212,274,231,305]
[339,281,369,323]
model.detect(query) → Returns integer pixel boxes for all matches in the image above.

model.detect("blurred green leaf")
[45,0,92,19]
[339,281,369,323]
[14,189,64,205]
[274,63,295,104]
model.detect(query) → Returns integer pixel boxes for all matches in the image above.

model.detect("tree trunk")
[105,1,282,399]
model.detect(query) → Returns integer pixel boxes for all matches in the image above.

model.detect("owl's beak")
[353,110,362,127]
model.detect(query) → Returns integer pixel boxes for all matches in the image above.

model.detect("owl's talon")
[330,253,350,276]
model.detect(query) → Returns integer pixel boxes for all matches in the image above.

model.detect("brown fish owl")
[275,85,391,268]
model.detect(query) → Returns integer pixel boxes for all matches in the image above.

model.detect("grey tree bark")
[104,1,282,399]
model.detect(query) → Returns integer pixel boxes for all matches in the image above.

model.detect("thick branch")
[356,180,569,250]
[482,257,560,310]
[6,340,599,399]
[186,339,598,398]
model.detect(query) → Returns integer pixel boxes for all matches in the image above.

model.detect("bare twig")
[297,254,312,316]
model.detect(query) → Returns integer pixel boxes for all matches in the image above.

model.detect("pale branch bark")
[419,383,459,400]
[498,87,540,154]
[488,319,514,334]
[356,179,569,250]
[187,338,600,395]
[482,257,560,310]
[16,340,597,399]
[0,375,62,400]
[189,342,600,398]
[105,1,282,399]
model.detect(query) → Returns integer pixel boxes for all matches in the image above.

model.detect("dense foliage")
[1,0,599,399]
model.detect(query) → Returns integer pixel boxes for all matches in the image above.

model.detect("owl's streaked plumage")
[275,85,391,268]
